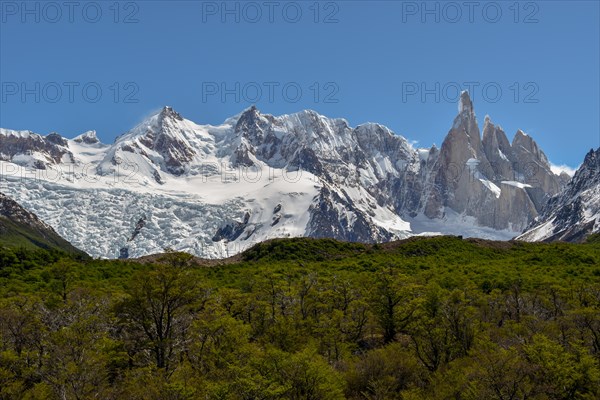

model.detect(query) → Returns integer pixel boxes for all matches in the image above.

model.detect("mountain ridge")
[0,92,578,258]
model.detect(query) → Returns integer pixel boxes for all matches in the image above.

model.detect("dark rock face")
[234,106,265,138]
[153,170,164,184]
[306,186,394,243]
[271,204,283,226]
[0,192,45,226]
[289,148,326,178]
[0,131,72,168]
[231,106,282,168]
[519,148,600,242]
[46,132,68,146]
[154,133,196,176]
[117,106,197,176]
[128,216,146,242]
[230,144,255,168]
[118,216,148,259]
[73,131,100,144]
[121,143,137,153]
[119,247,129,259]
[138,135,195,176]
[213,212,251,242]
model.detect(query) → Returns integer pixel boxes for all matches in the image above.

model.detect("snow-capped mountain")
[0,92,568,258]
[518,148,600,242]
[0,128,76,169]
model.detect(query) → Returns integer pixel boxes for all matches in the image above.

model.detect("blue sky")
[1,0,598,169]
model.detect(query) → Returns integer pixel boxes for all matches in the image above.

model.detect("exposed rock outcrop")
[519,148,600,242]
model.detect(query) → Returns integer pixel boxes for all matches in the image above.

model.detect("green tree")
[117,252,204,371]
[370,268,420,344]
[49,259,79,303]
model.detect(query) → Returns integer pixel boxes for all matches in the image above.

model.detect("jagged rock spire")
[458,90,474,114]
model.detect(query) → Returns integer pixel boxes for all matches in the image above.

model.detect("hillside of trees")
[0,235,599,399]
[0,193,88,257]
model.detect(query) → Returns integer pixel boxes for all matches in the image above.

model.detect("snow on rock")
[519,148,600,242]
[501,181,532,189]
[478,174,501,198]
[0,128,35,138]
[1,95,570,258]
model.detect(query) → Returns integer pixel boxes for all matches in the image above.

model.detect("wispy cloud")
[550,163,577,177]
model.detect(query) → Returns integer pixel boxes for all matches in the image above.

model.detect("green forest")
[0,235,599,399]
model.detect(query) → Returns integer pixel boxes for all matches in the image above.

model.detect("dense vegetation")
[0,235,599,399]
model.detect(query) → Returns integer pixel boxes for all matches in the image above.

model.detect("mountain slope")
[518,148,600,242]
[0,192,87,255]
[0,93,570,258]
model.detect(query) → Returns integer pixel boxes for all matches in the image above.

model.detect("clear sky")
[1,0,598,169]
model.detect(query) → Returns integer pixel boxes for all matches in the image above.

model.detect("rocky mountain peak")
[513,129,531,146]
[234,105,262,133]
[582,147,600,169]
[512,130,542,158]
[45,132,68,146]
[424,91,566,232]
[97,106,199,178]
[481,118,514,182]
[451,91,479,139]
[512,129,550,167]
[458,90,474,114]
[0,128,33,138]
[445,91,485,157]
[482,118,511,156]
[0,128,73,169]
[73,130,100,145]
[570,148,600,191]
[159,106,184,122]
